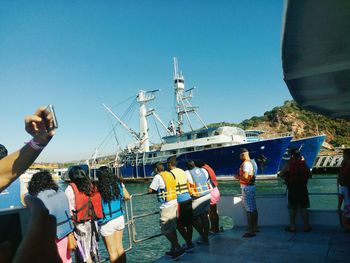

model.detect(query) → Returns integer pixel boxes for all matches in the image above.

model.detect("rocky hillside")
[208,100,350,148]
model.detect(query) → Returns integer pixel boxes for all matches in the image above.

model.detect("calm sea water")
[0,175,339,262]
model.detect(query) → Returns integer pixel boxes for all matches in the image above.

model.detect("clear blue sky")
[0,1,292,162]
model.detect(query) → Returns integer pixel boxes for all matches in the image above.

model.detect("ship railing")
[126,192,164,243]
[218,175,340,228]
[261,132,294,139]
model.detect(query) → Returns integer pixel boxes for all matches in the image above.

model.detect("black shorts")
[287,185,310,209]
[178,199,193,227]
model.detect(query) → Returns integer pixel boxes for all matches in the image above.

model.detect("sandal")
[242,232,256,238]
[284,226,296,233]
[304,226,312,232]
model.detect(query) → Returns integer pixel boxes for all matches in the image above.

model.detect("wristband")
[27,139,46,151]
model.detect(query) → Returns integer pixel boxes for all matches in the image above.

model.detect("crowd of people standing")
[0,106,349,263]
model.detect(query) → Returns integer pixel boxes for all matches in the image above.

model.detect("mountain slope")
[208,101,350,148]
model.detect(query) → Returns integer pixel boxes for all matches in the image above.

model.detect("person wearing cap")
[278,148,312,232]
[234,148,258,238]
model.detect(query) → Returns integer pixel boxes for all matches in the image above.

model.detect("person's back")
[65,166,102,263]
[287,158,311,187]
[187,167,210,198]
[167,156,194,252]
[28,171,73,263]
[96,166,129,263]
[170,167,192,202]
[148,163,184,259]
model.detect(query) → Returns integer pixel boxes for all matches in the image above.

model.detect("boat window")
[197,132,208,139]
[186,147,194,152]
[187,134,192,140]
[204,145,211,149]
[170,150,177,155]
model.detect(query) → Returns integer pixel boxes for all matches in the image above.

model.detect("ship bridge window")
[196,132,208,139]
[186,134,192,140]
[174,79,184,84]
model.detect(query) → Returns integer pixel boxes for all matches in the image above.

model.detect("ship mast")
[137,90,156,152]
[173,57,207,134]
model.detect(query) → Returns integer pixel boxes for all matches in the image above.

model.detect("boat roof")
[156,225,350,262]
[282,0,350,119]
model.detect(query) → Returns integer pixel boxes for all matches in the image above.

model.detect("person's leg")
[289,208,297,231]
[165,231,181,251]
[301,208,311,231]
[247,212,254,234]
[115,230,126,263]
[102,232,119,263]
[342,216,350,232]
[209,204,220,233]
[200,212,210,242]
[192,216,204,236]
[253,210,259,232]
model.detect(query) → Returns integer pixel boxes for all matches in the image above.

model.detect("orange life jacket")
[239,160,255,186]
[70,183,103,223]
[203,164,218,187]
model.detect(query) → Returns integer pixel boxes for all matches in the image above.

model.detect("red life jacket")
[239,160,255,186]
[286,159,311,186]
[203,164,218,187]
[70,183,103,223]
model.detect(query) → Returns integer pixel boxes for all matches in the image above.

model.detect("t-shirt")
[242,161,254,174]
[65,185,75,216]
[184,170,194,184]
[149,174,177,209]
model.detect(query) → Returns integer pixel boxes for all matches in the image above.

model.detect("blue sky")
[0,1,292,162]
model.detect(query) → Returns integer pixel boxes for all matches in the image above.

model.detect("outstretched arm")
[0,107,55,192]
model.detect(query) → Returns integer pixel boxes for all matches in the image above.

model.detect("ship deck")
[156,225,350,263]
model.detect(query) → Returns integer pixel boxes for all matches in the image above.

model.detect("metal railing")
[128,193,164,243]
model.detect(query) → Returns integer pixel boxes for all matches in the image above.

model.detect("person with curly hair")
[28,171,73,263]
[65,166,103,263]
[96,166,130,263]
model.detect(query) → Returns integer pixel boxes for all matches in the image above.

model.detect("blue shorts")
[241,185,257,212]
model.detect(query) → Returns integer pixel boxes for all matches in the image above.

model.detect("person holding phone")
[0,106,56,192]
[0,106,59,263]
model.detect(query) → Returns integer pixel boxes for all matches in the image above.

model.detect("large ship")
[103,58,293,179]
[245,130,326,170]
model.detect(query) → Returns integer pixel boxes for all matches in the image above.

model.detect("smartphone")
[0,207,30,258]
[45,104,58,131]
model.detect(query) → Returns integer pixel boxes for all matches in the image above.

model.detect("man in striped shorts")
[234,148,258,238]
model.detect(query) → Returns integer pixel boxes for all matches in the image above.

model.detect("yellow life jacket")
[170,168,190,195]
[157,171,177,202]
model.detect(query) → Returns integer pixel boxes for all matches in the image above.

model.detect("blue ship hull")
[117,136,292,178]
[279,135,326,170]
